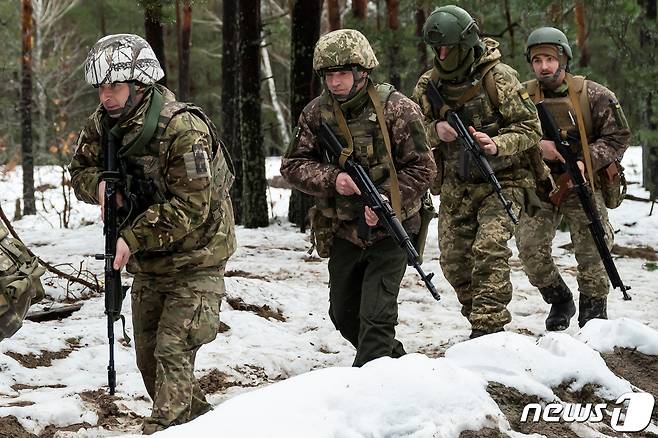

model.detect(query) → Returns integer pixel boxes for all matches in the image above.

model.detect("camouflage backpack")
[0,226,45,341]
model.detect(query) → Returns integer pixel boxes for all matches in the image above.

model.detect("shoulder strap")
[367,84,402,218]
[116,87,164,157]
[565,73,596,191]
[481,60,501,109]
[524,79,542,104]
[160,102,235,176]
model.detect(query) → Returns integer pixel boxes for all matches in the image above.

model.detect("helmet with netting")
[84,34,164,86]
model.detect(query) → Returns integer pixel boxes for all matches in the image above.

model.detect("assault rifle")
[425,80,519,224]
[536,102,631,301]
[95,130,130,395]
[318,122,441,301]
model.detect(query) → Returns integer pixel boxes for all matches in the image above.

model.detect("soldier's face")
[437,46,453,60]
[324,70,366,99]
[531,54,565,86]
[98,83,133,117]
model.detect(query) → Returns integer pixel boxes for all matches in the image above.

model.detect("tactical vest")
[525,75,593,144]
[432,62,525,182]
[315,83,421,221]
[113,91,236,266]
[0,226,45,341]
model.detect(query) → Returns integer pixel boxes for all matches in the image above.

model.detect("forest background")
[0,0,656,227]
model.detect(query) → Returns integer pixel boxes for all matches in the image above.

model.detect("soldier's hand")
[468,126,497,155]
[336,172,361,196]
[577,160,587,181]
[113,237,131,270]
[98,181,125,221]
[435,121,458,143]
[364,206,379,226]
[539,139,565,163]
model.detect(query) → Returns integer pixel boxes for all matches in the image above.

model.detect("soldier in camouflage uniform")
[280,29,435,367]
[412,6,544,338]
[0,222,45,341]
[515,27,631,330]
[69,34,236,434]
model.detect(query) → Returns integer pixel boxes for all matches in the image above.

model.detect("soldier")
[280,29,435,367]
[0,222,45,341]
[412,6,544,338]
[69,34,236,434]
[515,27,631,330]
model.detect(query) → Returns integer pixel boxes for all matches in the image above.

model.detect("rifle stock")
[536,102,631,301]
[425,80,519,224]
[318,122,440,301]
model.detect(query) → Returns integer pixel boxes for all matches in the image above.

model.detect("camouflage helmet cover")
[313,29,379,72]
[84,34,164,86]
[525,27,573,62]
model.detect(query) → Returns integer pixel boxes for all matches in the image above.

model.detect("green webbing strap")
[115,87,164,157]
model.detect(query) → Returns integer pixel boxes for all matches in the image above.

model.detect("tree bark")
[222,0,242,223]
[176,0,192,100]
[574,1,588,67]
[239,0,269,228]
[503,0,516,60]
[288,0,323,231]
[143,0,168,86]
[21,0,36,215]
[261,35,290,147]
[352,0,367,20]
[415,6,427,77]
[386,0,400,89]
[98,0,106,35]
[327,0,341,30]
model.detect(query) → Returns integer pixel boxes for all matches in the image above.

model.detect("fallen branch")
[0,203,102,294]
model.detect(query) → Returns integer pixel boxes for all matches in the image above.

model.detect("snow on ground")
[0,146,656,437]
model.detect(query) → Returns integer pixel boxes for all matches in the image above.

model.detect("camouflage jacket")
[69,85,236,275]
[0,224,45,341]
[413,38,543,203]
[280,82,436,247]
[526,77,631,173]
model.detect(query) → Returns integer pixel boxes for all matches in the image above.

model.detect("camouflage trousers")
[131,265,225,433]
[516,189,613,299]
[438,186,524,333]
[328,237,407,367]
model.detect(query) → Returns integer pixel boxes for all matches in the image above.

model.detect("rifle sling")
[565,74,595,191]
[367,84,402,219]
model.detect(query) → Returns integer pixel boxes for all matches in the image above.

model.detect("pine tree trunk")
[144,0,168,86]
[415,5,427,78]
[352,0,367,20]
[288,0,323,231]
[21,0,36,215]
[327,0,341,30]
[98,0,106,35]
[386,0,400,89]
[239,0,269,228]
[574,1,588,67]
[222,0,242,223]
[177,0,192,101]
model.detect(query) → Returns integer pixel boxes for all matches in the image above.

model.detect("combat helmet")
[313,29,378,100]
[84,34,164,86]
[525,27,572,64]
[422,5,484,79]
[313,29,379,73]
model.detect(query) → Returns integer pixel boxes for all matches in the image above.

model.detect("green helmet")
[313,29,379,72]
[525,27,572,63]
[422,5,480,49]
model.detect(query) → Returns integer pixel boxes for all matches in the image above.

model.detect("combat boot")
[578,295,607,328]
[539,278,576,331]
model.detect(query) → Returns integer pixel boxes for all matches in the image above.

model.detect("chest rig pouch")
[316,83,398,222]
[433,61,521,183]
